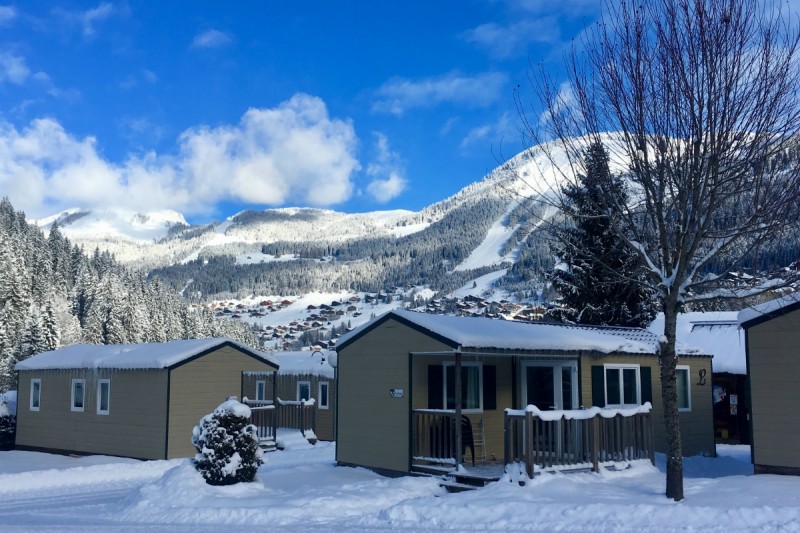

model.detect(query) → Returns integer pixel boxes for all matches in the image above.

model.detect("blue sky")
[0,1,599,224]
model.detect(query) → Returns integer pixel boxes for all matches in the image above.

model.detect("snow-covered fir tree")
[548,141,658,327]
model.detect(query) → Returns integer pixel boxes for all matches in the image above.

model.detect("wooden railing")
[244,398,317,444]
[412,409,459,465]
[276,397,317,440]
[504,404,654,478]
[247,401,276,444]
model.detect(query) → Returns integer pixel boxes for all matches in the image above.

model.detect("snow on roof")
[649,312,745,374]
[15,338,279,371]
[270,350,334,378]
[737,291,800,326]
[340,309,707,356]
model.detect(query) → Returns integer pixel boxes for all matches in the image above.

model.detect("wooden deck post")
[272,370,278,442]
[454,351,462,468]
[503,409,510,469]
[591,416,599,472]
[525,410,534,478]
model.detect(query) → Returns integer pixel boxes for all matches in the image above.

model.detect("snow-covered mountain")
[36,207,189,244]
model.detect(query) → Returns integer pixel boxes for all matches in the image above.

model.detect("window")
[71,379,85,412]
[444,362,483,412]
[318,382,329,409]
[30,379,41,411]
[256,380,266,402]
[676,366,691,411]
[604,365,640,407]
[297,381,311,402]
[97,379,111,415]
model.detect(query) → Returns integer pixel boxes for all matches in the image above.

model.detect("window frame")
[30,378,41,412]
[97,379,111,415]
[255,380,266,402]
[297,380,311,402]
[603,364,641,408]
[71,379,86,412]
[318,381,330,410]
[443,361,483,413]
[676,365,692,412]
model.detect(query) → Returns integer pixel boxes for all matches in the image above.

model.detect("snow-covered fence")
[276,398,316,441]
[244,397,317,444]
[504,404,655,478]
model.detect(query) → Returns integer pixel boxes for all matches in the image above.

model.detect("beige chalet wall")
[579,354,715,456]
[746,309,800,470]
[167,346,278,459]
[337,318,451,474]
[16,369,169,459]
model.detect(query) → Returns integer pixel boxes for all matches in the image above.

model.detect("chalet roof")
[738,291,800,328]
[649,312,744,374]
[270,350,334,378]
[15,338,280,371]
[337,309,708,356]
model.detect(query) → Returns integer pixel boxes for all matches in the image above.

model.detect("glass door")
[522,361,578,411]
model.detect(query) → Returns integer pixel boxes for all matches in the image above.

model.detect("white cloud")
[0,94,361,218]
[460,113,517,152]
[81,2,113,36]
[191,29,233,49]
[365,133,407,203]
[0,51,30,84]
[372,71,508,116]
[0,5,16,25]
[464,19,560,59]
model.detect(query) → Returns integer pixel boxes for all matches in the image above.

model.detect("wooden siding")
[746,309,800,470]
[579,354,714,457]
[167,345,278,459]
[337,318,450,473]
[16,369,169,460]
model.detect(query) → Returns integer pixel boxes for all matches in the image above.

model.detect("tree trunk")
[660,300,683,501]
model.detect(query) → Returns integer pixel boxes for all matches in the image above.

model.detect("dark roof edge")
[739,299,800,329]
[167,339,280,371]
[335,311,460,352]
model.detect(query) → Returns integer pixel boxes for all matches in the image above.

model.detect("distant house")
[739,293,800,475]
[649,312,748,444]
[335,310,714,477]
[243,349,336,441]
[15,338,279,460]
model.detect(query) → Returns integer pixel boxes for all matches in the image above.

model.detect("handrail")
[504,404,655,478]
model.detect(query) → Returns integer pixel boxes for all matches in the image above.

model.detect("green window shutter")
[428,364,443,409]
[640,366,652,404]
[483,365,496,410]
[591,365,606,407]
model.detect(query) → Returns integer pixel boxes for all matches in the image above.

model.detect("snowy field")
[0,437,798,532]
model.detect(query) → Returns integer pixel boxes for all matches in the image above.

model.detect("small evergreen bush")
[0,398,15,451]
[191,399,263,485]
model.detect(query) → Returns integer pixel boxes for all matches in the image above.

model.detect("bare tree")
[518,0,800,500]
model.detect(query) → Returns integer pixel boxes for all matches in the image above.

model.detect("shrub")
[191,399,263,485]
[0,398,15,451]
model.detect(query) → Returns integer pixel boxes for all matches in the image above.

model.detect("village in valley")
[2,0,800,531]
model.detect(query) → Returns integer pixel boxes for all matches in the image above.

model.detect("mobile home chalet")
[335,310,714,476]
[739,293,800,475]
[15,338,279,460]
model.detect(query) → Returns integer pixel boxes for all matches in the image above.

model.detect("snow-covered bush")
[192,399,263,486]
[0,392,16,451]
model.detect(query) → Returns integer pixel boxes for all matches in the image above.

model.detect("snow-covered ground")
[0,438,798,532]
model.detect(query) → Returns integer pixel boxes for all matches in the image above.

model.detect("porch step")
[259,438,277,453]
[440,471,499,492]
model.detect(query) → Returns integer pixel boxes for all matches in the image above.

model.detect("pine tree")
[549,141,657,327]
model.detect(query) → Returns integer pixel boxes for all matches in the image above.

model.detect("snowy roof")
[649,312,745,374]
[270,350,335,378]
[738,291,800,327]
[338,309,708,356]
[15,338,279,371]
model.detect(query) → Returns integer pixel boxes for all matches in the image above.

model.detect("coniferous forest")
[0,198,258,391]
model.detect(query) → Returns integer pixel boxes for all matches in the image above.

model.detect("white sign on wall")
[389,388,404,398]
